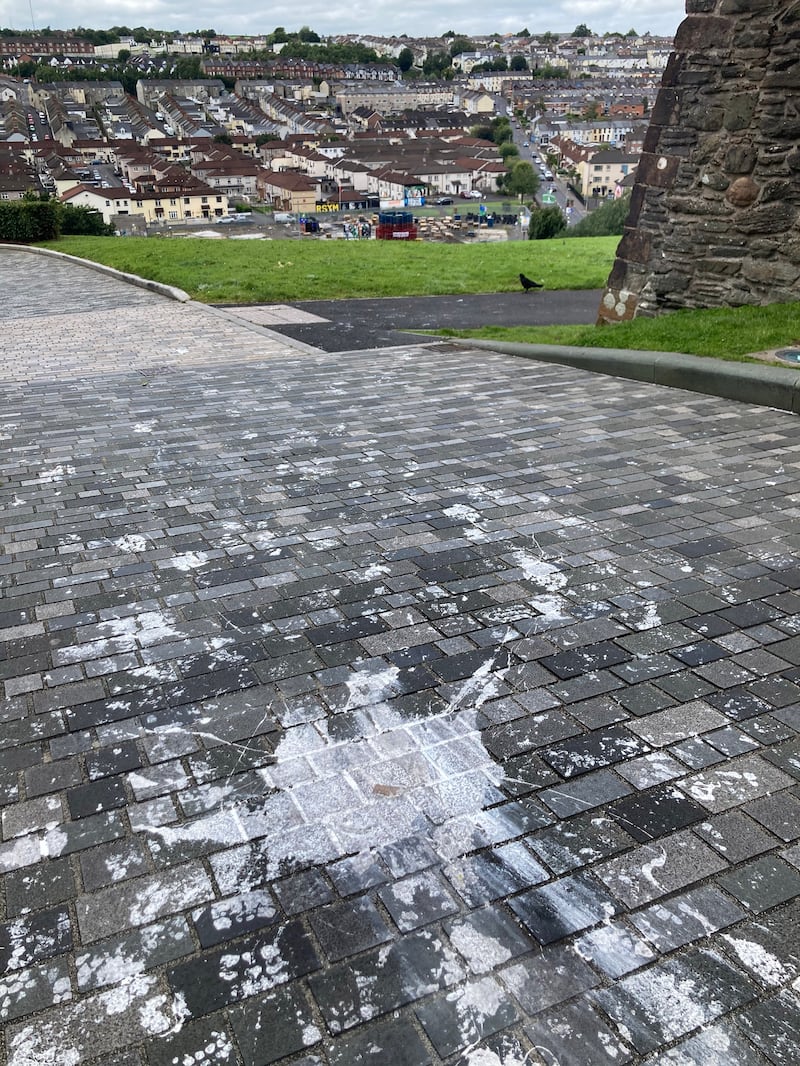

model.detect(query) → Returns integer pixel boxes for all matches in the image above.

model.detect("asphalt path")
[221,289,603,352]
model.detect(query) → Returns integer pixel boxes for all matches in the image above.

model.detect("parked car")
[436,196,454,205]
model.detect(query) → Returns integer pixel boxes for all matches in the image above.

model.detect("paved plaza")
[2,247,800,1066]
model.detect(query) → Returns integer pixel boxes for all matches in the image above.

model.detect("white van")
[273,212,295,223]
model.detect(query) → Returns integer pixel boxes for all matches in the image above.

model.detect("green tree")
[528,206,566,239]
[518,28,531,37]
[568,192,631,237]
[397,46,414,72]
[506,160,539,204]
[422,51,451,77]
[174,55,202,78]
[510,55,528,71]
[298,26,321,42]
[572,23,592,37]
[499,142,520,162]
[449,36,475,58]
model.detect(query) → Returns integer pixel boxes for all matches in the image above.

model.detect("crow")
[520,273,544,291]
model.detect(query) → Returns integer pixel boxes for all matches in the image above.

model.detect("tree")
[397,47,414,72]
[449,36,475,58]
[518,28,531,37]
[506,160,539,204]
[568,192,630,237]
[572,24,592,37]
[510,55,528,71]
[298,26,321,42]
[499,142,520,162]
[528,206,566,239]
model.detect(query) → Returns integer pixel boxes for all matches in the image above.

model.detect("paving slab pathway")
[2,247,800,1066]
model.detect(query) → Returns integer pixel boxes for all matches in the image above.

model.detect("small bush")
[0,199,60,241]
[58,204,115,236]
[528,206,567,240]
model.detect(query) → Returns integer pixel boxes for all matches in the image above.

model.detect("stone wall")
[599,0,800,323]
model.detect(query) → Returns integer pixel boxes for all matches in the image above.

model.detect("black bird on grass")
[520,273,544,291]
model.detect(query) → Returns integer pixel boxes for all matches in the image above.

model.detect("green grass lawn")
[438,300,800,361]
[37,234,800,360]
[38,235,615,303]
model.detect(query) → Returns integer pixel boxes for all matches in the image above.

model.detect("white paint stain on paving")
[96,609,182,648]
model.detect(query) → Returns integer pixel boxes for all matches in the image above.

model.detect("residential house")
[257,169,319,213]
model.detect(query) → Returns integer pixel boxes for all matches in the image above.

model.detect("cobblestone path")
[2,249,800,1066]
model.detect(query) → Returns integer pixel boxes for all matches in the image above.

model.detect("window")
[169,210,178,219]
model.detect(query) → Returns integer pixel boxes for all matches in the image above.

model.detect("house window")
[184,197,190,204]
[155,199,162,206]
[170,198,177,205]
[201,196,208,203]
[169,210,178,219]
[215,196,222,203]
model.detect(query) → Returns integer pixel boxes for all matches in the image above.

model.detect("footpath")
[2,245,800,1066]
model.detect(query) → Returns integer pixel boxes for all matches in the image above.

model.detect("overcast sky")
[5,2,687,41]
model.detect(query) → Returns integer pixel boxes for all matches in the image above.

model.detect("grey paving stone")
[595,830,728,908]
[415,976,518,1058]
[145,1018,240,1066]
[228,982,322,1065]
[678,753,794,812]
[309,930,464,1034]
[445,904,534,974]
[646,1020,771,1066]
[574,919,656,977]
[379,869,460,932]
[716,855,800,912]
[539,768,632,817]
[630,884,746,952]
[733,989,800,1066]
[592,947,757,1054]
[525,1000,633,1066]
[326,1016,431,1066]
[167,920,320,1017]
[509,872,619,944]
[309,895,393,961]
[501,941,599,1013]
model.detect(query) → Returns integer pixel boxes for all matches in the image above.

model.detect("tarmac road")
[219,289,603,352]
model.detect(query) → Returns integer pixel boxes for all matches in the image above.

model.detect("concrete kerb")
[5,243,192,303]
[462,338,800,414]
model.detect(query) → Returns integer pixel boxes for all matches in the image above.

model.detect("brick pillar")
[598,0,800,324]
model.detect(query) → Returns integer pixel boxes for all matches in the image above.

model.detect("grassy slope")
[37,234,800,360]
[38,235,615,302]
